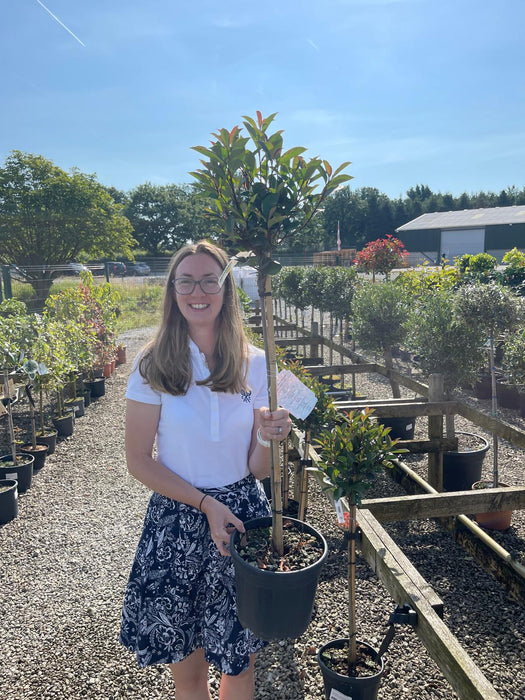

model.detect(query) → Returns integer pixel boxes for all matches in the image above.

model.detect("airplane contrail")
[35,0,86,47]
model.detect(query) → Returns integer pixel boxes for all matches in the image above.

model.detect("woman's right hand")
[201,496,245,557]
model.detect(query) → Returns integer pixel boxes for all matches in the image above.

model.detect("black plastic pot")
[0,454,35,493]
[0,479,18,524]
[318,639,384,700]
[66,396,85,417]
[230,516,328,641]
[85,377,106,398]
[52,413,75,437]
[20,444,48,471]
[443,432,489,492]
[496,380,520,410]
[380,416,416,440]
[36,429,58,456]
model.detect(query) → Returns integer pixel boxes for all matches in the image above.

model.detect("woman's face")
[173,253,225,332]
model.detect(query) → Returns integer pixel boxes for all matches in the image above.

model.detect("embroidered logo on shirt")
[240,389,252,403]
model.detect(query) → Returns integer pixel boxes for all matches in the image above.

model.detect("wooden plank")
[361,487,525,521]
[359,509,502,700]
[335,400,457,417]
[456,402,525,449]
[395,438,458,453]
[275,337,322,347]
[358,508,444,616]
[303,363,380,375]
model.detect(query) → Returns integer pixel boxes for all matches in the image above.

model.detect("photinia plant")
[191,111,352,553]
[353,235,408,280]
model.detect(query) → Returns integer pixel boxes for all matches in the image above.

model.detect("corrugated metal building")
[395,205,525,264]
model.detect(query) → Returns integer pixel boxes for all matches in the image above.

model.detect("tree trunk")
[258,271,283,555]
[348,502,357,666]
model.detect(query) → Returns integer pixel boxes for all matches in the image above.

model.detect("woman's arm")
[248,406,292,480]
[125,398,244,556]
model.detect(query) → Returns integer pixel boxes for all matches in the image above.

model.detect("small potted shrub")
[312,408,406,699]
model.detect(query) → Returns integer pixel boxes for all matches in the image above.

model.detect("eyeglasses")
[173,277,222,295]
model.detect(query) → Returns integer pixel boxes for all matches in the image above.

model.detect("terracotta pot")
[103,362,112,378]
[116,345,127,365]
[472,480,513,530]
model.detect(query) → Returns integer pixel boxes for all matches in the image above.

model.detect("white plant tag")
[335,498,345,524]
[5,472,17,480]
[330,689,353,700]
[218,258,239,288]
[276,369,317,420]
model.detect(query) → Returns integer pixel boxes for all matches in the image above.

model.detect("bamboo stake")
[260,273,284,554]
[348,502,357,665]
[489,338,499,487]
[282,437,289,511]
[298,428,310,521]
[3,369,17,463]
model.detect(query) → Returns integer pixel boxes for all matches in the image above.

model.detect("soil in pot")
[318,638,384,700]
[0,479,18,524]
[472,480,513,530]
[0,454,34,493]
[231,517,327,640]
[443,432,489,492]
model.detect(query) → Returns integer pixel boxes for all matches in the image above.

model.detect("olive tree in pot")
[191,111,351,640]
[312,408,406,699]
[503,328,525,419]
[455,282,523,527]
[408,288,488,491]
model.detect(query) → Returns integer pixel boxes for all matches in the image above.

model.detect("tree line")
[1,150,524,281]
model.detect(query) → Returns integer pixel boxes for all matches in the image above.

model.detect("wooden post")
[428,373,444,490]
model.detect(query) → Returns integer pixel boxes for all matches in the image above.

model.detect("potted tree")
[352,280,415,437]
[408,288,489,491]
[503,328,525,419]
[455,282,522,528]
[191,111,351,639]
[312,408,406,699]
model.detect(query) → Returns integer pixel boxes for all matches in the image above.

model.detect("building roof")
[396,205,525,232]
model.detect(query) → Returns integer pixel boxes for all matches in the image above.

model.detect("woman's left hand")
[258,407,292,442]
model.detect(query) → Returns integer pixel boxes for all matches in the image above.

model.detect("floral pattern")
[119,474,271,675]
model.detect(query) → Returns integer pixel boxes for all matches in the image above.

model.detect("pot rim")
[445,431,490,456]
[230,515,328,578]
[317,637,385,677]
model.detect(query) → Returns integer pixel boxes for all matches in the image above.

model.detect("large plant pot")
[318,639,384,700]
[116,345,127,365]
[0,479,18,524]
[0,454,35,493]
[472,481,513,530]
[65,396,85,418]
[496,380,520,410]
[519,388,525,419]
[230,516,328,641]
[380,416,416,440]
[85,377,106,399]
[443,432,489,492]
[36,429,58,456]
[52,413,75,438]
[20,444,48,471]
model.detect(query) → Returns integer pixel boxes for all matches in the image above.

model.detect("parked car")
[49,262,89,279]
[106,261,127,276]
[125,261,151,276]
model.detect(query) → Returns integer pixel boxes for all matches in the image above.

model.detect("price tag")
[276,369,317,420]
[330,689,353,700]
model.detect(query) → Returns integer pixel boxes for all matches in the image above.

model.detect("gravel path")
[0,325,523,699]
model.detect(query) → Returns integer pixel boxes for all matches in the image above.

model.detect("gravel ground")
[0,324,523,700]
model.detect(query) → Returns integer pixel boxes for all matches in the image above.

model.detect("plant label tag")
[330,689,353,700]
[218,258,239,288]
[276,369,317,420]
[335,498,345,524]
[5,472,17,480]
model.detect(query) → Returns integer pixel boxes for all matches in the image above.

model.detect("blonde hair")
[140,240,249,395]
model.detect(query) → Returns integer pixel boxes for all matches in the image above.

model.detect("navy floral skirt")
[119,473,271,675]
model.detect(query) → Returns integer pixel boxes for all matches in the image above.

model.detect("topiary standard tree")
[190,111,352,552]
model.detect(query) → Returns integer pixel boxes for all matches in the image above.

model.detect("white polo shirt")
[125,340,268,488]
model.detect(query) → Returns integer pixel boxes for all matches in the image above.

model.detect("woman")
[119,240,291,700]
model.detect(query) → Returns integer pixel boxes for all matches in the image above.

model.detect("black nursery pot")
[0,479,18,525]
[318,638,384,700]
[380,416,416,440]
[85,377,106,398]
[443,432,489,492]
[0,454,35,493]
[230,516,328,641]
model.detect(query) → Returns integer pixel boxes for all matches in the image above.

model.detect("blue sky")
[2,0,524,199]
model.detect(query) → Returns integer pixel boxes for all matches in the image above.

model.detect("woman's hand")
[258,406,292,443]
[201,496,245,557]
